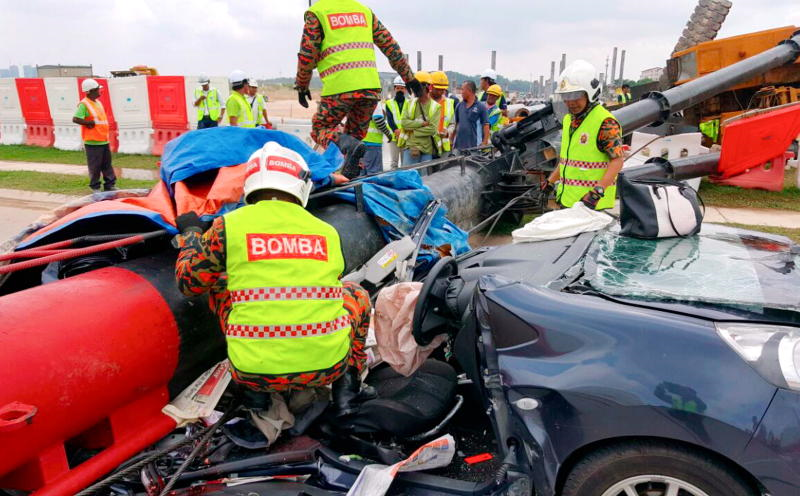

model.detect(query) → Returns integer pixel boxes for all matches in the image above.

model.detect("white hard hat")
[248,80,259,88]
[81,78,100,93]
[229,69,248,86]
[555,60,601,103]
[198,75,210,84]
[393,75,405,87]
[243,141,313,207]
[481,69,497,81]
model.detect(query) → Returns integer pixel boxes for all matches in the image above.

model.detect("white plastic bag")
[512,203,614,243]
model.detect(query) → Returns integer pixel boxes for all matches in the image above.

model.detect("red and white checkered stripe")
[231,286,343,303]
[226,315,350,339]
[562,178,599,188]
[319,60,377,79]
[321,42,374,59]
[559,159,608,170]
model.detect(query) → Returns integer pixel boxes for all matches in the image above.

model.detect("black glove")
[406,78,422,97]
[297,88,312,108]
[85,121,95,129]
[176,212,204,234]
[580,190,602,210]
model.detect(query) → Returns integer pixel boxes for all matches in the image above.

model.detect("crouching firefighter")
[174,142,373,417]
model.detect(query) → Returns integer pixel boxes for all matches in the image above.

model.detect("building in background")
[22,65,36,77]
[640,67,664,81]
[0,65,20,78]
[36,64,93,77]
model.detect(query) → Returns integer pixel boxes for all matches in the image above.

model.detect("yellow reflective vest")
[487,105,503,134]
[385,97,407,141]
[307,0,381,96]
[556,104,620,210]
[250,94,267,125]
[194,87,222,121]
[227,91,256,128]
[435,96,455,152]
[224,200,351,376]
[398,98,442,155]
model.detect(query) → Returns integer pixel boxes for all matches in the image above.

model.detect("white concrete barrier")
[0,79,25,145]
[44,78,83,151]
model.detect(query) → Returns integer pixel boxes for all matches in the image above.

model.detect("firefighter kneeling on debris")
[543,60,625,210]
[174,142,373,418]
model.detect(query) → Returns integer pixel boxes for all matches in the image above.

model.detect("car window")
[581,224,800,312]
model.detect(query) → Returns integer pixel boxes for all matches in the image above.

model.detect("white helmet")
[243,141,313,207]
[229,69,248,86]
[555,60,601,103]
[480,68,497,81]
[392,75,405,87]
[81,78,100,93]
[198,74,210,84]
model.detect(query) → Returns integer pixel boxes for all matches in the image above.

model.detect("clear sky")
[1,0,797,82]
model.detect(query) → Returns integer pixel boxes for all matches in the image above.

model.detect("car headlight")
[716,323,800,390]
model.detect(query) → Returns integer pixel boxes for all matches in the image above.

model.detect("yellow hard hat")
[415,71,432,85]
[431,71,449,89]
[487,84,503,97]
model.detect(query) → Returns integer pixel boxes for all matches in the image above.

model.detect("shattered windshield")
[581,224,800,312]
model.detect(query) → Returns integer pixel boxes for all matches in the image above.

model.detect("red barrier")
[151,127,188,156]
[147,76,188,129]
[717,103,800,179]
[25,124,54,147]
[713,151,794,191]
[109,123,119,153]
[15,79,52,124]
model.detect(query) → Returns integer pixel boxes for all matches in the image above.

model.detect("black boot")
[331,367,377,418]
[332,134,366,179]
[240,387,272,411]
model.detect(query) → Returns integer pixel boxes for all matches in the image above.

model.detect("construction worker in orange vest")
[72,79,117,194]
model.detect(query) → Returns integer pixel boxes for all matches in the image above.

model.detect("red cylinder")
[0,267,180,486]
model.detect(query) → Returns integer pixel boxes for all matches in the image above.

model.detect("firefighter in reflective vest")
[72,78,117,193]
[194,75,225,129]
[485,84,505,134]
[226,70,256,128]
[294,0,418,178]
[543,60,625,210]
[430,71,455,154]
[384,76,408,168]
[174,141,373,415]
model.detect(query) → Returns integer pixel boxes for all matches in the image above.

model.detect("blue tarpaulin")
[20,128,470,259]
[160,127,342,187]
[332,171,471,256]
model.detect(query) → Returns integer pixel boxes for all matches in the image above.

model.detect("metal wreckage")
[1,28,799,496]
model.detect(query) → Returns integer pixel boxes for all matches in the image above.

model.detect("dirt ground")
[267,99,317,120]
[262,86,320,119]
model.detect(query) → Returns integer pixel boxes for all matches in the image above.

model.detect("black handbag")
[618,174,704,239]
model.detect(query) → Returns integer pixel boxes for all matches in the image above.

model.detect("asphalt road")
[0,198,54,242]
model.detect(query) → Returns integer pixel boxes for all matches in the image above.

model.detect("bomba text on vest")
[247,233,329,262]
[328,12,367,29]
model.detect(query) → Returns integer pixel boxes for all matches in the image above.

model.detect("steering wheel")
[412,256,459,346]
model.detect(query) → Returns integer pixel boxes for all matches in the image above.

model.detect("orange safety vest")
[80,97,110,143]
